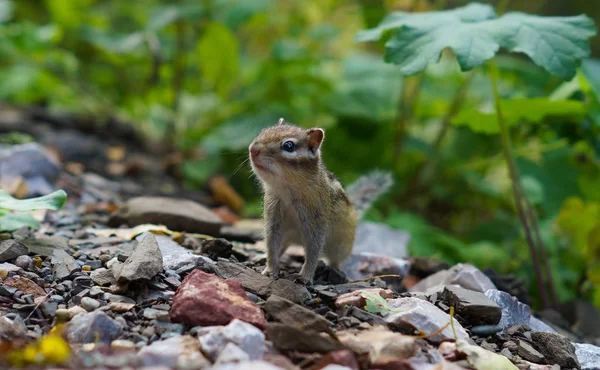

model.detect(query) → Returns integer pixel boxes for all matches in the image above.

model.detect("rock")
[66,310,124,344]
[136,335,211,369]
[312,349,360,370]
[111,339,136,351]
[518,340,545,363]
[0,315,29,350]
[530,332,580,369]
[0,284,18,296]
[0,240,28,262]
[215,343,250,364]
[67,305,87,318]
[90,267,116,286]
[340,253,409,285]
[198,319,266,362]
[456,340,518,370]
[263,295,331,333]
[117,233,163,284]
[410,263,496,294]
[338,326,416,365]
[574,343,600,370]
[108,196,222,235]
[216,260,310,304]
[199,238,233,260]
[385,297,470,343]
[352,222,410,258]
[0,143,61,197]
[143,308,169,321]
[470,324,503,337]
[0,262,21,273]
[170,269,267,330]
[108,301,136,313]
[3,275,46,298]
[209,362,284,370]
[150,234,213,271]
[14,255,33,270]
[266,323,342,353]
[81,297,100,312]
[335,288,394,309]
[484,289,532,331]
[51,249,81,280]
[441,286,501,325]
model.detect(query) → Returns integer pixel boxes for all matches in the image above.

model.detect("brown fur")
[249,120,357,283]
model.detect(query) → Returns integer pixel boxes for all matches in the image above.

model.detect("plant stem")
[489,60,549,309]
[393,74,424,166]
[171,19,186,146]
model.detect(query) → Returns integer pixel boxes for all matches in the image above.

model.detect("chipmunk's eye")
[281,141,295,152]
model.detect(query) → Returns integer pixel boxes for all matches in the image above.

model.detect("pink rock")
[169,270,267,330]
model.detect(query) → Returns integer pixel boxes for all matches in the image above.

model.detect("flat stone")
[442,286,501,325]
[3,275,46,298]
[66,310,124,344]
[337,326,416,365]
[117,233,163,284]
[530,332,580,369]
[0,240,28,262]
[137,335,210,368]
[484,289,531,331]
[266,323,342,353]
[574,343,600,370]
[169,269,267,330]
[518,340,545,363]
[51,249,81,280]
[410,263,496,294]
[149,234,213,271]
[0,262,21,273]
[198,319,266,362]
[385,297,470,343]
[216,260,310,304]
[263,295,331,333]
[20,236,69,257]
[90,268,116,286]
[108,196,222,235]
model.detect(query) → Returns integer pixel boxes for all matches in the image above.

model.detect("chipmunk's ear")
[307,128,324,151]
[277,117,287,125]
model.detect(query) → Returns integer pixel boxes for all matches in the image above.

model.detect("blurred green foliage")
[1,0,600,309]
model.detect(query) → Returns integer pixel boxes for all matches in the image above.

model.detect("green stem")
[489,60,549,309]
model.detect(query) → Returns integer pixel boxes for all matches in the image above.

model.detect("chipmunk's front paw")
[288,273,312,286]
[262,266,279,279]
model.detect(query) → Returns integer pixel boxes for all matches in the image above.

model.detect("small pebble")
[470,324,503,337]
[33,257,42,268]
[51,295,65,303]
[82,265,91,271]
[81,297,100,312]
[55,308,71,323]
[15,255,33,270]
[40,267,52,277]
[111,339,136,351]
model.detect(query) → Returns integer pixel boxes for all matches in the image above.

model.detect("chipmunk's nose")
[250,145,261,158]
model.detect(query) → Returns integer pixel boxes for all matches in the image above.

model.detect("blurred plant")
[0,190,67,232]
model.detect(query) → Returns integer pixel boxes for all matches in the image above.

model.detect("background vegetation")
[1,0,599,311]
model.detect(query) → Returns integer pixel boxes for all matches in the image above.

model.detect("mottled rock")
[263,295,330,333]
[530,332,580,369]
[109,196,222,235]
[442,286,501,325]
[3,275,46,298]
[170,270,267,329]
[66,310,124,344]
[216,260,310,304]
[51,249,81,280]
[90,267,116,286]
[0,240,28,262]
[198,319,266,362]
[136,335,210,369]
[574,343,600,370]
[338,326,416,365]
[518,340,545,363]
[410,263,496,293]
[266,323,342,353]
[117,233,162,284]
[385,297,470,343]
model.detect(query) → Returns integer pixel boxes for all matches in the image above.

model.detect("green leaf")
[362,291,390,314]
[0,212,40,232]
[582,59,600,100]
[196,22,239,98]
[358,4,596,79]
[147,4,204,31]
[0,190,67,212]
[451,98,587,134]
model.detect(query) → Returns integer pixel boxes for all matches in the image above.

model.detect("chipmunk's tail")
[346,170,394,219]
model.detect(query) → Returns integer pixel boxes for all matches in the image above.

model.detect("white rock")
[215,343,251,364]
[410,263,496,293]
[137,335,210,369]
[198,319,266,362]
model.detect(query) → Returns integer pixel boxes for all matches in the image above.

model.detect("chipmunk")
[249,118,393,284]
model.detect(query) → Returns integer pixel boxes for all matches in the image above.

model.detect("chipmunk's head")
[249,118,324,186]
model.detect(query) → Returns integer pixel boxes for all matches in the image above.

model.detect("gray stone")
[530,332,580,369]
[81,297,100,312]
[0,284,18,296]
[0,240,28,262]
[384,297,470,343]
[198,319,266,362]
[442,286,501,325]
[215,343,250,364]
[66,310,124,344]
[410,263,496,293]
[518,340,545,363]
[108,196,222,235]
[51,249,81,280]
[90,267,116,286]
[263,295,331,333]
[0,143,61,197]
[485,289,531,331]
[0,262,21,273]
[136,335,210,369]
[14,255,33,270]
[147,234,213,271]
[117,233,163,284]
[266,323,342,353]
[216,260,310,304]
[352,221,410,258]
[574,343,600,370]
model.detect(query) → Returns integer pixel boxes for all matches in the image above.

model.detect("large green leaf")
[357,3,596,79]
[582,59,600,100]
[0,212,40,232]
[451,98,587,134]
[0,190,67,212]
